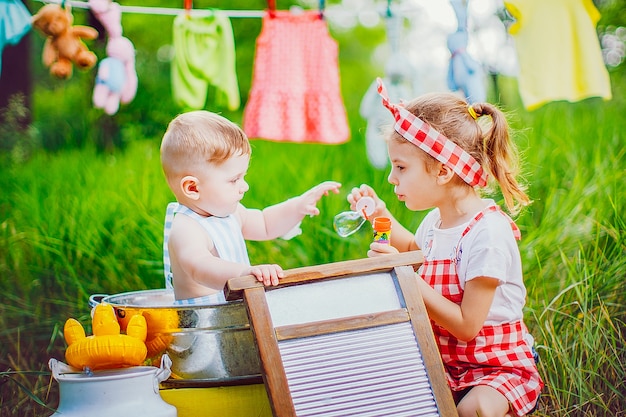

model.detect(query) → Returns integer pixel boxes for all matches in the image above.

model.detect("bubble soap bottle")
[372,217,392,245]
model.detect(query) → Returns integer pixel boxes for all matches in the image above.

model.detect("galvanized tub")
[90,289,261,384]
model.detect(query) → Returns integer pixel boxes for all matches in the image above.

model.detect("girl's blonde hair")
[160,110,251,181]
[391,93,530,214]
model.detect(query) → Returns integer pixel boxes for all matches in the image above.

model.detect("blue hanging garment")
[447,0,486,103]
[0,0,32,76]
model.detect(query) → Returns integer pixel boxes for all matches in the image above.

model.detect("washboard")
[225,251,458,417]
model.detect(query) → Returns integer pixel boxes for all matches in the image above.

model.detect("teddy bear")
[89,0,138,115]
[93,36,138,115]
[31,3,98,79]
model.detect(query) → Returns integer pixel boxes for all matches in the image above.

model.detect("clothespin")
[184,0,192,19]
[267,0,276,18]
[318,0,325,19]
[386,0,392,18]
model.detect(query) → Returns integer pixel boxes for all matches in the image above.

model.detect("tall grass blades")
[518,96,626,415]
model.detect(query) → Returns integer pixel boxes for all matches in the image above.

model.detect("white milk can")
[48,355,177,417]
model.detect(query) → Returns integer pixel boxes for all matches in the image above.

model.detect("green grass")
[2,87,625,415]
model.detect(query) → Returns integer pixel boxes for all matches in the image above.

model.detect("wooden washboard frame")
[225,251,458,417]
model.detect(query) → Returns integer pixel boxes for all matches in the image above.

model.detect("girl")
[348,79,543,417]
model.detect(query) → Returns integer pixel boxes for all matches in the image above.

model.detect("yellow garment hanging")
[504,0,611,110]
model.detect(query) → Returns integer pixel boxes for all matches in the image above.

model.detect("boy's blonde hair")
[390,93,530,214]
[160,111,251,184]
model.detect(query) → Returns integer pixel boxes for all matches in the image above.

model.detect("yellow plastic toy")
[64,303,148,370]
[114,308,177,360]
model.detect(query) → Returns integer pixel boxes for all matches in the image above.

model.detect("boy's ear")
[436,163,455,185]
[180,175,200,200]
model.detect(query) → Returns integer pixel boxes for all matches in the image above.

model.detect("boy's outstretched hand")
[298,181,342,216]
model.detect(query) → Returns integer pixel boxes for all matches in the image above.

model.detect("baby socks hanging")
[171,13,240,111]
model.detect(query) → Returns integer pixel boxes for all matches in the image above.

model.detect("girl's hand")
[298,181,342,216]
[347,184,387,219]
[367,242,399,258]
[246,264,284,286]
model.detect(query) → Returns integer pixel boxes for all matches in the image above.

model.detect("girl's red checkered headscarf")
[377,78,488,187]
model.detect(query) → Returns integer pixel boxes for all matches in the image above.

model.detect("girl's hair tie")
[468,105,478,120]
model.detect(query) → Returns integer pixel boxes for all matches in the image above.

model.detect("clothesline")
[39,0,265,17]
[37,0,411,18]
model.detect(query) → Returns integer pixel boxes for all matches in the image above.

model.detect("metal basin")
[90,289,261,384]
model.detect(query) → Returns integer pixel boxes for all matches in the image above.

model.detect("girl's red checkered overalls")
[419,206,543,416]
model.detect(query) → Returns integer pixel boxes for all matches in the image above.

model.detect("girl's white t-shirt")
[415,203,527,325]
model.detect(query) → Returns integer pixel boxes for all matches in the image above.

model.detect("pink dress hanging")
[243,11,350,144]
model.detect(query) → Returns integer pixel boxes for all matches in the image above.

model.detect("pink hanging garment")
[243,11,350,144]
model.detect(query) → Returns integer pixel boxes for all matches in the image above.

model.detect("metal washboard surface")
[278,322,440,417]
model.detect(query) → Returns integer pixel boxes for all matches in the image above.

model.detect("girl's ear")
[436,163,455,185]
[180,175,200,200]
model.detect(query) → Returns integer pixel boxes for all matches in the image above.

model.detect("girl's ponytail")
[471,103,530,214]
